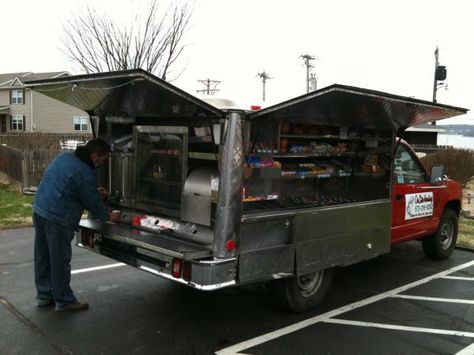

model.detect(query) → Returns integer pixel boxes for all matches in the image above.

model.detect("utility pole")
[309,73,318,92]
[300,54,315,93]
[432,46,448,125]
[196,78,221,95]
[432,46,447,103]
[256,71,272,102]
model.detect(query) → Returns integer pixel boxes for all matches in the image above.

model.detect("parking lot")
[2,228,474,355]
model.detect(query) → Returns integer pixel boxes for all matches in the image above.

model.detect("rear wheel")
[272,268,333,313]
[422,209,458,260]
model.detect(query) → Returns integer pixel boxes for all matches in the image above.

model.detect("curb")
[455,245,474,252]
[460,210,474,220]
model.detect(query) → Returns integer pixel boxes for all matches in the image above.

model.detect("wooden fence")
[0,145,23,184]
[0,145,60,192]
[0,133,93,192]
[0,132,92,151]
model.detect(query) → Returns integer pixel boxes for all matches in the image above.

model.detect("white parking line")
[456,342,474,355]
[391,294,474,305]
[442,276,474,281]
[71,263,125,274]
[216,260,474,355]
[325,318,474,338]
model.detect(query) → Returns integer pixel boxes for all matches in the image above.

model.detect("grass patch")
[458,216,474,248]
[0,183,34,229]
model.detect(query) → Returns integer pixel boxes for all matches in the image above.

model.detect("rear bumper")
[77,219,237,290]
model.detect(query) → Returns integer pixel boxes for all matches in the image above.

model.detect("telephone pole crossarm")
[196,78,221,95]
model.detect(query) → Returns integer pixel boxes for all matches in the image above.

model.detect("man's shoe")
[56,301,89,312]
[37,299,55,307]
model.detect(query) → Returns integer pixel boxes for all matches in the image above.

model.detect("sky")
[2,0,473,124]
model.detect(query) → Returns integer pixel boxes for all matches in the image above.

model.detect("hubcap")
[439,220,454,250]
[297,271,324,298]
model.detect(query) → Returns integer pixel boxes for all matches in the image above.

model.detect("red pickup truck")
[27,71,467,312]
[392,139,461,259]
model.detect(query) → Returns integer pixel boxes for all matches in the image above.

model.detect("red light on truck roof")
[250,105,261,111]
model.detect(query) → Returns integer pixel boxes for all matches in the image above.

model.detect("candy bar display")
[243,120,391,212]
[280,195,362,208]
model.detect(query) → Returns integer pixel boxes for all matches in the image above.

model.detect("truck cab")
[391,139,462,259]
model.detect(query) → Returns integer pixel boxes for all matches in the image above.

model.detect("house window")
[73,116,89,131]
[10,90,24,104]
[11,115,24,131]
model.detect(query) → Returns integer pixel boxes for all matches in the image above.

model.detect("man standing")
[33,138,112,312]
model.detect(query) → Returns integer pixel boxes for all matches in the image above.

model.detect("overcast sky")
[2,0,473,124]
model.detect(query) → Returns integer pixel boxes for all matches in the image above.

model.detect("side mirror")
[430,165,445,184]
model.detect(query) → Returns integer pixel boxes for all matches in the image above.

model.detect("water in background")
[437,133,474,150]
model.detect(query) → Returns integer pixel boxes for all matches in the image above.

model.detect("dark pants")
[33,213,77,310]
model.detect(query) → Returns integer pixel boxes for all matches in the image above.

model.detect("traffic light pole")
[432,47,439,103]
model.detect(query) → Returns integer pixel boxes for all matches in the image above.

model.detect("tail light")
[80,229,95,248]
[225,239,236,251]
[131,215,146,226]
[171,258,182,278]
[182,262,192,282]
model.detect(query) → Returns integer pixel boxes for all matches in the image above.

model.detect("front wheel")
[422,209,458,260]
[271,268,333,313]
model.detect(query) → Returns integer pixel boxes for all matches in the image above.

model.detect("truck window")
[393,145,426,184]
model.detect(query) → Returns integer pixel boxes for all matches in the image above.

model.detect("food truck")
[27,69,467,312]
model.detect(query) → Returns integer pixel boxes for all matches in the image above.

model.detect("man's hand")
[97,187,109,200]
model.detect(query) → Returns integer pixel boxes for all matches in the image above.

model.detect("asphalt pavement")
[1,228,474,355]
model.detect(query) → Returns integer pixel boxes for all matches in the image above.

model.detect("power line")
[196,78,221,95]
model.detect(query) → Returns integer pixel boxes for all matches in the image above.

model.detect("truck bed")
[79,219,212,260]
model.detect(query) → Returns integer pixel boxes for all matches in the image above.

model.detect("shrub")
[421,148,474,187]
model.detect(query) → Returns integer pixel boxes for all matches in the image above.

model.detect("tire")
[271,268,333,313]
[422,209,458,260]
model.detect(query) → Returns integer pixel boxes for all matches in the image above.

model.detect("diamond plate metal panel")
[214,112,244,257]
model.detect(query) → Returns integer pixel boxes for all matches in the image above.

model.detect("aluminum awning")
[249,84,468,132]
[25,69,223,119]
[0,106,9,113]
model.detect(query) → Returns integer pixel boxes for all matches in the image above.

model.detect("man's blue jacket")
[33,150,109,229]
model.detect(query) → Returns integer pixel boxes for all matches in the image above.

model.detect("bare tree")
[61,0,192,80]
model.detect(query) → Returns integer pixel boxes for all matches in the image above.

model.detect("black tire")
[422,209,458,260]
[271,268,333,313]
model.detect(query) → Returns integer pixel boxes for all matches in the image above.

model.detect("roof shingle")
[0,71,70,87]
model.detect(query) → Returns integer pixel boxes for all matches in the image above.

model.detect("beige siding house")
[0,72,90,133]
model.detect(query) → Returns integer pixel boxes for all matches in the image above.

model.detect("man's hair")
[84,138,110,156]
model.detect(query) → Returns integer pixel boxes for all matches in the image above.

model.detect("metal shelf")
[140,177,183,186]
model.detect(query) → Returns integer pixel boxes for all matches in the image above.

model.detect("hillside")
[438,124,474,136]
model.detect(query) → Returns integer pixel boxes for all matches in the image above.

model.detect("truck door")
[391,143,438,244]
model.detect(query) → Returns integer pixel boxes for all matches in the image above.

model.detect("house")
[0,72,91,133]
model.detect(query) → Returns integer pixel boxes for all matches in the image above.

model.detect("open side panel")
[25,69,223,119]
[249,84,467,130]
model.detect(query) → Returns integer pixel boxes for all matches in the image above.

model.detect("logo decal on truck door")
[405,192,434,220]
